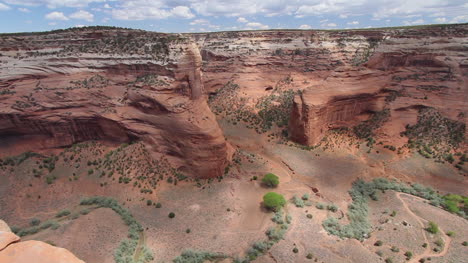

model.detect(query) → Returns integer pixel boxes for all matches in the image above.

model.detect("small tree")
[263,192,286,211]
[262,173,279,187]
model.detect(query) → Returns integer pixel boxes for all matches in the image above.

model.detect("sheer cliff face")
[0,29,231,178]
[0,25,466,174]
[194,24,467,146]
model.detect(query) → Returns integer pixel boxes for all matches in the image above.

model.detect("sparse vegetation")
[263,192,286,211]
[56,209,71,218]
[262,173,279,187]
[426,221,439,234]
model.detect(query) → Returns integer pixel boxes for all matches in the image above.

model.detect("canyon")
[0,24,467,263]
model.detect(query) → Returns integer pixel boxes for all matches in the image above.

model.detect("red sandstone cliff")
[0,28,231,178]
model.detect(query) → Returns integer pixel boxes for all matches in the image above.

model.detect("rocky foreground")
[0,220,84,263]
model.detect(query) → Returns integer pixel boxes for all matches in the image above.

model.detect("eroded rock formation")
[0,28,231,178]
[0,220,84,263]
[194,24,467,146]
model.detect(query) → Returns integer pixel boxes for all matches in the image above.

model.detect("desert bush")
[146,200,152,206]
[292,247,298,253]
[391,246,399,252]
[306,253,313,259]
[291,195,305,208]
[56,209,71,218]
[30,218,41,226]
[374,240,383,246]
[173,250,226,263]
[168,212,175,218]
[302,193,310,200]
[271,210,285,224]
[262,173,279,187]
[316,203,325,209]
[426,221,439,234]
[327,204,338,212]
[155,202,162,208]
[263,192,286,211]
[446,231,455,237]
[404,251,413,260]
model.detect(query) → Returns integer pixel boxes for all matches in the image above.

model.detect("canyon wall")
[0,24,466,174]
[192,24,467,146]
[0,28,231,178]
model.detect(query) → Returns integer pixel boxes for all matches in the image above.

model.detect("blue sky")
[0,0,467,33]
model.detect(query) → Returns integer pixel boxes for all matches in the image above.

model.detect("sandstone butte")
[0,220,85,263]
[0,24,467,178]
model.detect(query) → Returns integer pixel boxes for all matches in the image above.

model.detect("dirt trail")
[395,193,451,263]
[133,231,146,262]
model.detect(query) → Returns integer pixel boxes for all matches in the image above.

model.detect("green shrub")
[56,209,71,218]
[391,246,399,252]
[426,221,439,234]
[306,253,313,259]
[146,200,152,206]
[374,240,383,246]
[316,203,325,209]
[306,214,313,219]
[446,231,455,237]
[155,202,162,208]
[186,228,191,234]
[302,194,310,200]
[292,247,298,253]
[404,251,413,260]
[462,241,467,246]
[168,212,175,218]
[173,250,226,263]
[262,173,279,187]
[263,192,286,211]
[30,218,41,226]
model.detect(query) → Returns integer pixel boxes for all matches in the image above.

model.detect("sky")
[0,0,467,33]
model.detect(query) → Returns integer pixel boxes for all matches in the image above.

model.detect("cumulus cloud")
[70,10,94,22]
[0,2,10,10]
[45,11,68,20]
[111,2,195,20]
[171,6,195,19]
[245,22,269,30]
[237,17,248,23]
[18,7,30,12]
[190,19,209,25]
[450,15,467,23]
[298,24,311,29]
[434,17,446,23]
[347,21,359,25]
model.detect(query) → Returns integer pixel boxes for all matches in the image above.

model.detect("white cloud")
[450,15,468,23]
[298,24,311,29]
[190,19,209,25]
[0,3,10,10]
[48,22,56,25]
[347,21,359,25]
[18,7,30,12]
[245,22,269,30]
[237,17,248,23]
[111,2,195,20]
[171,6,194,19]
[101,17,110,23]
[103,3,111,9]
[325,23,337,27]
[5,0,105,8]
[70,10,94,22]
[434,17,446,23]
[45,11,68,20]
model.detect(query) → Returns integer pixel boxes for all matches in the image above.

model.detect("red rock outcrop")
[0,28,231,178]
[194,24,467,146]
[0,220,84,263]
